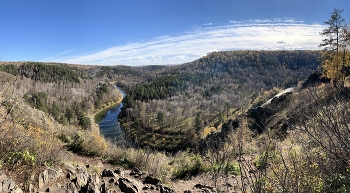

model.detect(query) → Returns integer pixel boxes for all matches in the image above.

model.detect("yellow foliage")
[75,130,108,156]
[202,127,216,138]
[0,119,61,167]
[322,50,350,82]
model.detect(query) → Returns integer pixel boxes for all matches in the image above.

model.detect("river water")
[95,86,130,146]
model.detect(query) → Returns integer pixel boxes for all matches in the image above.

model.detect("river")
[95,86,130,146]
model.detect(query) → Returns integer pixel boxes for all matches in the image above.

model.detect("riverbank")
[88,84,124,133]
[92,91,123,117]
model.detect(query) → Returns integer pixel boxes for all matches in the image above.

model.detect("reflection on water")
[95,86,132,147]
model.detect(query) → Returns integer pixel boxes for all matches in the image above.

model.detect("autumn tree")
[157,111,165,129]
[320,8,350,83]
[194,113,203,131]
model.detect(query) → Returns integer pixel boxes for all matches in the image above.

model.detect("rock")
[142,185,150,190]
[225,182,233,187]
[114,168,124,176]
[114,168,124,175]
[0,171,23,193]
[159,185,175,193]
[85,177,101,193]
[64,164,91,191]
[301,71,330,89]
[75,168,89,190]
[28,184,35,192]
[144,175,160,185]
[66,182,79,193]
[118,177,141,193]
[101,182,120,193]
[108,178,115,183]
[65,163,78,180]
[101,183,109,193]
[345,76,350,87]
[129,167,142,176]
[38,167,64,189]
[193,183,216,193]
[101,169,116,177]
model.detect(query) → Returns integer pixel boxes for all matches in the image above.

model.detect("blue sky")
[0,0,349,66]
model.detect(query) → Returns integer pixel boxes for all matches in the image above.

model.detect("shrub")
[0,120,62,169]
[68,130,107,156]
[172,154,207,179]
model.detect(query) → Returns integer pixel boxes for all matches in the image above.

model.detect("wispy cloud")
[44,18,325,66]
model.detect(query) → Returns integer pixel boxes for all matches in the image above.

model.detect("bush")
[0,121,62,169]
[210,162,240,175]
[172,154,207,179]
[68,131,107,156]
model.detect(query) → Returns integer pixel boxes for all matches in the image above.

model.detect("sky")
[0,0,349,66]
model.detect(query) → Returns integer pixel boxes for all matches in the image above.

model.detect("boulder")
[38,167,64,189]
[129,167,142,176]
[84,177,101,193]
[102,169,116,178]
[159,184,175,193]
[0,171,23,193]
[118,177,141,193]
[144,175,160,185]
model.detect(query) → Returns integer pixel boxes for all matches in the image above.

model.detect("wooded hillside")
[119,50,321,151]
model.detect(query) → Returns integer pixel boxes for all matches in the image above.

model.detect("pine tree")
[194,113,203,131]
[157,111,165,129]
[319,8,350,83]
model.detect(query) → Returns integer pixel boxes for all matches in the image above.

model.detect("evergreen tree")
[194,113,203,131]
[319,8,350,82]
[157,111,165,129]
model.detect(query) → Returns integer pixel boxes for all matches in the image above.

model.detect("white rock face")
[261,87,294,107]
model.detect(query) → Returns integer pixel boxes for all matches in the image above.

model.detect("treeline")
[0,62,80,83]
[119,50,322,151]
[96,66,141,78]
[123,73,211,108]
[177,50,321,87]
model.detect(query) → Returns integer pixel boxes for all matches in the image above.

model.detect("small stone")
[114,168,123,174]
[144,175,160,185]
[108,178,115,183]
[129,167,142,176]
[101,169,115,177]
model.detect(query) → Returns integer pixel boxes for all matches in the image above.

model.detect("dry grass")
[0,113,62,169]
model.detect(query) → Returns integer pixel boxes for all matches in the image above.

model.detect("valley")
[1,9,350,192]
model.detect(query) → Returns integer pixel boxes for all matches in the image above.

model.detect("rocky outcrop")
[301,71,330,89]
[38,167,64,189]
[3,162,175,193]
[118,177,141,193]
[0,171,23,193]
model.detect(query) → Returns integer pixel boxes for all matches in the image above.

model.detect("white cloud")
[44,19,325,66]
[168,55,187,62]
[229,20,241,24]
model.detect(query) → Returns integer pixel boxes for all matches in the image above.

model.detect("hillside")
[1,48,350,192]
[119,50,321,151]
[200,72,350,192]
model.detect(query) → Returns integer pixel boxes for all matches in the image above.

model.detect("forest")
[0,8,350,192]
[119,50,322,151]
